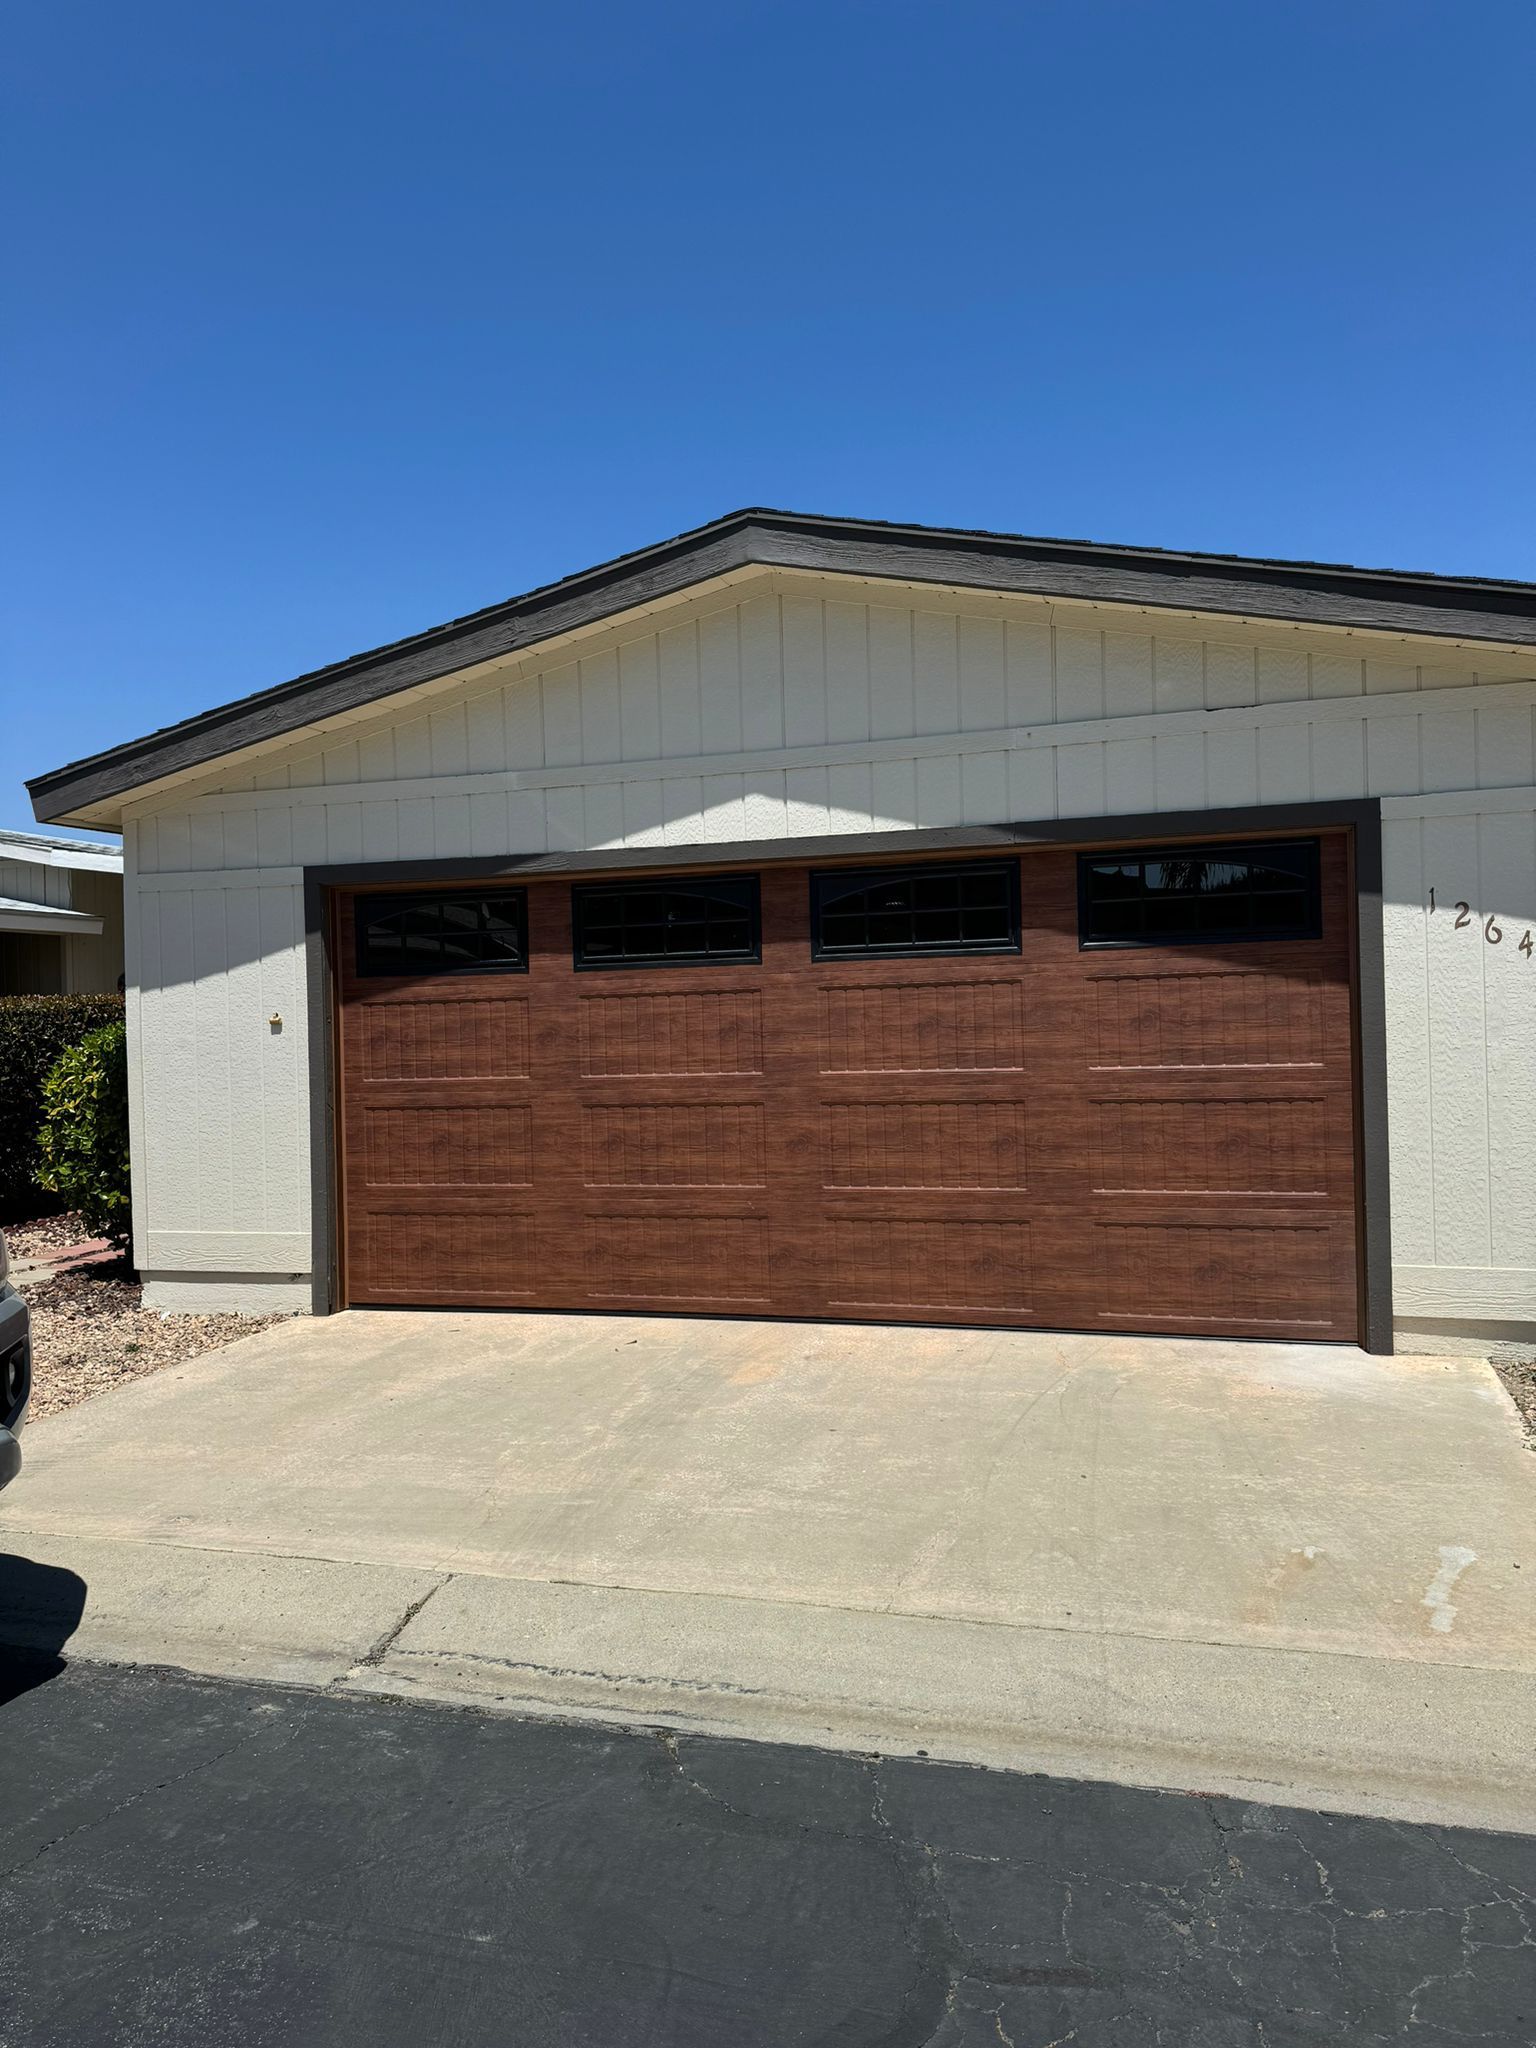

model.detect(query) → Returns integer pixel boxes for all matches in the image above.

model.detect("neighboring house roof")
[27,506,1536,827]
[0,896,106,936]
[0,826,122,872]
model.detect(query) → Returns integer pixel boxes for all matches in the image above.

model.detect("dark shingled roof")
[29,506,1536,824]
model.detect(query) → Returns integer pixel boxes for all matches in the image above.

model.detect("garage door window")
[1078,840,1321,947]
[573,876,760,968]
[355,889,529,976]
[811,862,1020,959]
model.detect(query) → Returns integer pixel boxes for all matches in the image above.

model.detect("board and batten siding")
[123,577,1536,1337]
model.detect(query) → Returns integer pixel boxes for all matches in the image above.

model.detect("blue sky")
[7,0,1533,834]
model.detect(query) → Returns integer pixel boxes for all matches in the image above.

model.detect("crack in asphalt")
[8,1657,1528,2045]
[0,1710,297,1884]
[651,1730,1535,2043]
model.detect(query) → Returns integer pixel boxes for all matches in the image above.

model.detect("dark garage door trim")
[303,795,1389,1350]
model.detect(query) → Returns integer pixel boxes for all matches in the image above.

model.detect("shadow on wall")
[0,1554,87,1705]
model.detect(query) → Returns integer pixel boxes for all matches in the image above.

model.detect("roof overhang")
[0,899,105,936]
[28,507,1536,829]
[0,830,122,871]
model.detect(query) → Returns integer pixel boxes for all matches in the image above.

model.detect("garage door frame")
[303,796,1390,1349]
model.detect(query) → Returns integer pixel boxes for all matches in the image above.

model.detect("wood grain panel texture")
[334,838,1360,1336]
[583,1104,766,1187]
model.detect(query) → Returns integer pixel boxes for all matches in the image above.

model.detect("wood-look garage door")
[333,834,1361,1340]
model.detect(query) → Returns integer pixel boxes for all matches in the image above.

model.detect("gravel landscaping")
[7,1214,292,1421]
[1493,1352,1536,1447]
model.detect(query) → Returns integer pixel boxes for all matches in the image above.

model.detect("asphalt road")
[0,1658,1531,2046]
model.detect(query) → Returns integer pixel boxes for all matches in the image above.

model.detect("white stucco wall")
[120,568,1536,1341]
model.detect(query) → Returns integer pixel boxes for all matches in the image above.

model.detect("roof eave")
[0,902,106,935]
[27,509,1536,827]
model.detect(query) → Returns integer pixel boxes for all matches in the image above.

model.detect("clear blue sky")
[7,0,1533,834]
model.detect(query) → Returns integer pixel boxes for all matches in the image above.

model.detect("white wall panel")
[392,713,433,780]
[697,610,742,753]
[1313,719,1365,800]
[1204,641,1255,709]
[507,788,548,854]
[541,660,582,767]
[825,602,871,744]
[1105,736,1156,814]
[429,704,469,778]
[621,779,666,848]
[465,687,507,776]
[658,620,703,756]
[1311,650,1365,699]
[1381,819,1433,1264]
[661,777,705,845]
[581,780,625,850]
[1007,745,1056,820]
[1257,646,1308,704]
[959,751,1008,826]
[1154,733,1204,810]
[1205,729,1259,808]
[1055,743,1105,818]
[870,757,917,832]
[958,616,1006,733]
[1256,724,1311,805]
[544,785,584,851]
[828,761,874,836]
[1005,619,1054,724]
[1421,813,1491,1266]
[397,797,435,860]
[1418,709,1477,791]
[702,775,748,842]
[1154,637,1203,713]
[782,597,826,747]
[1104,632,1155,719]
[915,754,962,829]
[913,610,959,736]
[322,737,360,784]
[1366,717,1421,797]
[1054,627,1103,722]
[129,876,308,1286]
[738,594,785,751]
[503,667,544,767]
[323,802,363,865]
[785,765,830,836]
[431,793,472,861]
[121,577,1536,1335]
[1475,810,1536,1272]
[580,648,622,764]
[1476,701,1536,788]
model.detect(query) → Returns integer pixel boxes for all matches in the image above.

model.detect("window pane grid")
[1078,842,1321,948]
[574,877,760,968]
[811,862,1020,959]
[355,890,528,977]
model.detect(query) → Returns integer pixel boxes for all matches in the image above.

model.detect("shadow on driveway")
[0,1554,87,1705]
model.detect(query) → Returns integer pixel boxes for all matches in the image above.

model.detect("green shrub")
[36,1022,131,1247]
[0,994,125,1220]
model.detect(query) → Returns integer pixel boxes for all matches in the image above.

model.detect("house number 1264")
[1428,887,1535,958]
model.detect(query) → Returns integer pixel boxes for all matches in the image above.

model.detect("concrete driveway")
[3,1311,1533,1830]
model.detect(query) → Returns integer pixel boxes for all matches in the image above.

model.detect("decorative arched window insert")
[810,862,1020,960]
[573,875,760,968]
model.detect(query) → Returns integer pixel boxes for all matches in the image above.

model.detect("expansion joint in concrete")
[354,1575,454,1672]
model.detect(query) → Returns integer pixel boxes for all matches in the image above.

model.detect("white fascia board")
[0,900,106,935]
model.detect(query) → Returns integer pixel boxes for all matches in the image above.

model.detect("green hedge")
[0,994,126,1221]
[37,1023,131,1247]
